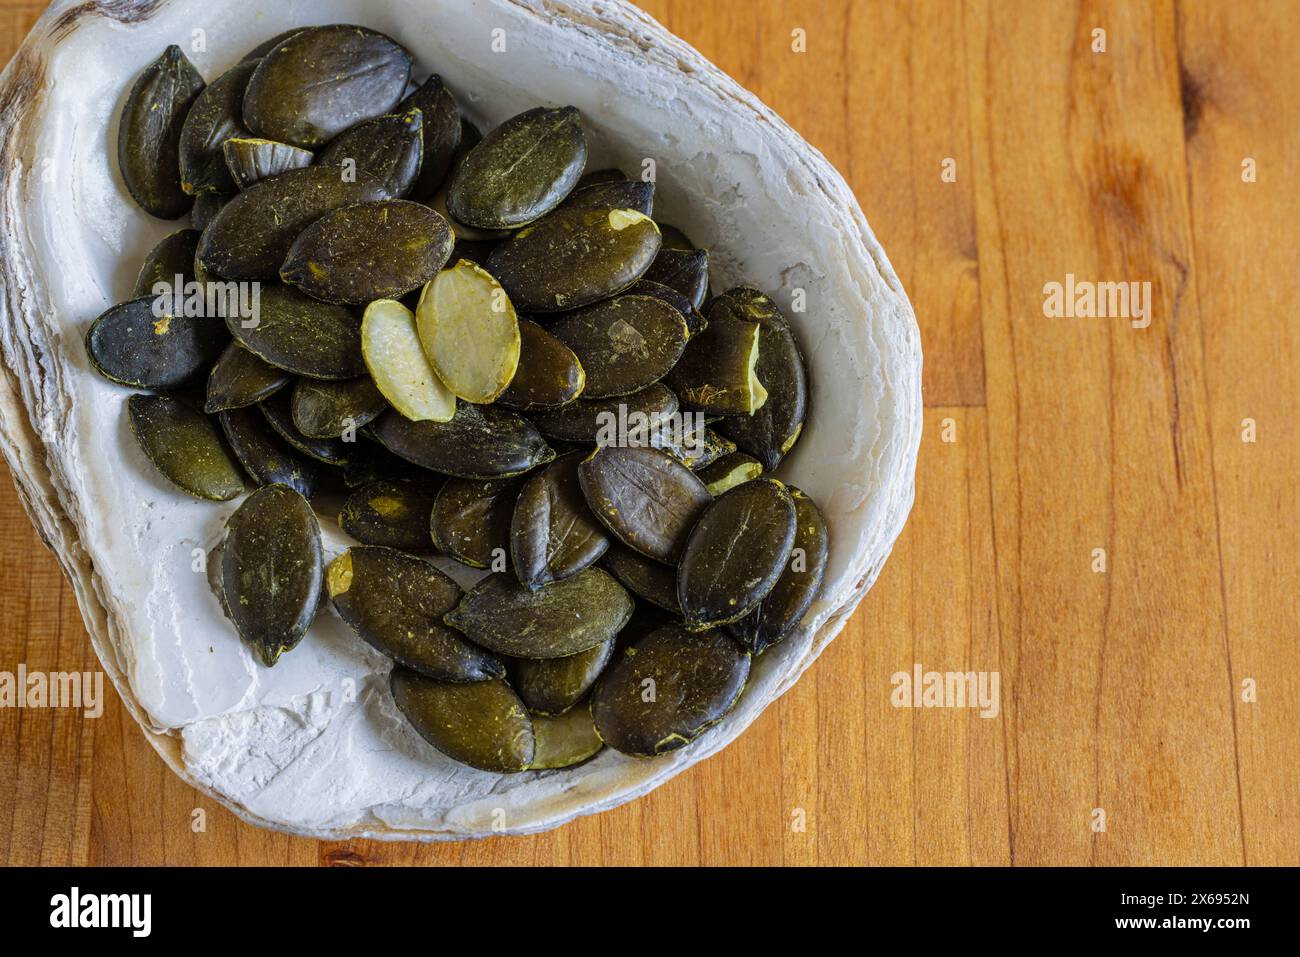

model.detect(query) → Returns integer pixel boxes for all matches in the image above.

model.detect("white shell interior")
[0,0,921,839]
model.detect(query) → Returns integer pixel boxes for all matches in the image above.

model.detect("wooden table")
[1,0,1295,866]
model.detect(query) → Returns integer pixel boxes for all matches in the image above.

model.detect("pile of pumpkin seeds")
[94,25,828,773]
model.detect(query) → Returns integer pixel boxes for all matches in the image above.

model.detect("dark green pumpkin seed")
[397,74,461,199]
[118,45,205,218]
[446,568,632,658]
[371,404,554,479]
[496,319,586,411]
[190,191,230,231]
[558,178,654,215]
[549,294,689,399]
[656,223,695,251]
[341,437,425,488]
[665,309,767,414]
[628,278,707,338]
[197,165,386,279]
[204,341,291,413]
[259,391,349,465]
[327,546,501,681]
[318,109,424,198]
[678,477,796,629]
[132,228,200,298]
[447,106,586,229]
[225,283,364,379]
[291,375,387,438]
[731,486,829,653]
[222,484,322,666]
[578,446,711,562]
[239,29,305,63]
[280,199,453,304]
[510,638,615,715]
[390,668,533,773]
[643,247,709,311]
[218,405,319,498]
[666,424,736,470]
[243,25,412,149]
[86,296,227,389]
[339,478,440,551]
[486,207,661,313]
[710,289,809,469]
[221,137,313,189]
[602,543,680,613]
[591,623,749,757]
[530,707,604,769]
[178,60,257,195]
[430,476,523,568]
[576,168,625,188]
[697,451,762,496]
[510,452,609,589]
[126,393,244,501]
[532,383,678,444]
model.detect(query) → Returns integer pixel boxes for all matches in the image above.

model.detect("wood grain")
[0,0,1295,866]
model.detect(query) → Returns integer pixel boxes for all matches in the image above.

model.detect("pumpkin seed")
[666,424,736,470]
[548,294,688,399]
[665,310,767,414]
[447,106,587,229]
[327,546,501,681]
[529,707,604,769]
[677,477,796,629]
[243,25,412,149]
[86,296,227,389]
[510,452,609,589]
[396,74,461,199]
[282,199,453,304]
[339,478,440,551]
[486,207,661,313]
[197,165,386,279]
[602,543,680,613]
[730,486,828,653]
[221,137,313,189]
[558,178,654,215]
[190,191,229,231]
[427,184,511,242]
[221,483,323,666]
[531,383,678,444]
[415,259,520,403]
[430,476,522,567]
[178,60,256,195]
[577,168,625,187]
[126,393,244,501]
[118,45,205,218]
[360,299,455,422]
[445,568,632,658]
[628,278,707,338]
[204,341,291,413]
[239,29,305,63]
[259,391,350,465]
[341,437,425,488]
[132,228,200,298]
[511,638,615,715]
[291,375,387,438]
[218,405,319,498]
[496,319,586,411]
[225,283,364,379]
[318,109,424,198]
[710,289,809,469]
[697,451,762,496]
[643,248,709,311]
[577,446,711,562]
[591,623,749,757]
[371,403,553,479]
[656,223,695,251]
[390,669,533,773]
